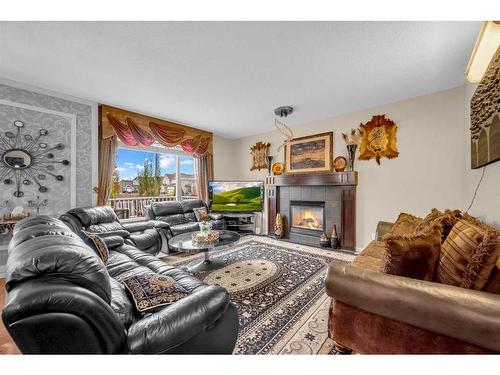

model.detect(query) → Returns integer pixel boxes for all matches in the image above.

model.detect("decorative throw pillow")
[389,213,423,235]
[123,274,189,314]
[80,230,109,264]
[434,219,500,290]
[415,208,462,243]
[381,223,442,281]
[193,207,210,222]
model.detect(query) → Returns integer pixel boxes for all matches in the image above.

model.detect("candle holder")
[27,196,48,216]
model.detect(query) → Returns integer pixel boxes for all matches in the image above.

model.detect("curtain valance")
[100,105,213,157]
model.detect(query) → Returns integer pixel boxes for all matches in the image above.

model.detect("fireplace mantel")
[265,171,357,187]
[265,171,357,251]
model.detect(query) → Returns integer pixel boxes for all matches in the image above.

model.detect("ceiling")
[0,21,481,139]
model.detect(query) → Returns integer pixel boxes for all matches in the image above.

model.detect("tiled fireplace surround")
[279,186,341,247]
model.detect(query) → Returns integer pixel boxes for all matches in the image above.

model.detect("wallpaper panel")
[0,104,72,215]
[0,83,93,208]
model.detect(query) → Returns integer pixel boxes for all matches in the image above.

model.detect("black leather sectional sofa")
[2,206,239,354]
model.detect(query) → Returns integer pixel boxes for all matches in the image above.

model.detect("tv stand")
[221,213,256,234]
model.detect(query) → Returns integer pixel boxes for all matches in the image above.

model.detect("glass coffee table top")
[169,230,240,272]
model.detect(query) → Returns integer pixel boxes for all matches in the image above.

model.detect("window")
[109,143,198,217]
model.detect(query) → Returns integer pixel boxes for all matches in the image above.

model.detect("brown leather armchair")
[325,221,500,354]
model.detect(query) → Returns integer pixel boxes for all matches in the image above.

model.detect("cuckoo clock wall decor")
[250,141,271,171]
[0,120,70,198]
[359,114,399,165]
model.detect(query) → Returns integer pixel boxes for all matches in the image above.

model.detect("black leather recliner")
[2,210,239,354]
[144,200,225,246]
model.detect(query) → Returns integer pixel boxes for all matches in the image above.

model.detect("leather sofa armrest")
[209,213,224,221]
[376,221,394,240]
[126,285,230,354]
[150,220,170,230]
[325,262,500,352]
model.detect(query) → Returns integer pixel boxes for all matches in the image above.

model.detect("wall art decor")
[0,120,70,198]
[470,46,500,169]
[284,132,333,174]
[359,115,399,165]
[250,141,271,171]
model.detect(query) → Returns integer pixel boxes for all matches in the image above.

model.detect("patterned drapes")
[105,113,211,157]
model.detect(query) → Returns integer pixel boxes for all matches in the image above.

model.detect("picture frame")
[284,132,333,174]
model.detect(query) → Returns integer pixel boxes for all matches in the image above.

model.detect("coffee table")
[169,230,241,272]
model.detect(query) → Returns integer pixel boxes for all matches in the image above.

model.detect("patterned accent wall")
[0,83,94,210]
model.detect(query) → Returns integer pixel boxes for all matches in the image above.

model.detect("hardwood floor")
[0,279,20,354]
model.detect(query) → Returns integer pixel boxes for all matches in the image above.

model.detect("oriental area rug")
[162,235,355,355]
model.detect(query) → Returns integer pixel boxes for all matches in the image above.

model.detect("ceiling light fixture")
[465,21,500,83]
[274,106,294,152]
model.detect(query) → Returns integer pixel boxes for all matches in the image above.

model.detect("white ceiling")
[0,21,481,139]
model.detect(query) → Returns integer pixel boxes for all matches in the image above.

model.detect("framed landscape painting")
[284,132,333,174]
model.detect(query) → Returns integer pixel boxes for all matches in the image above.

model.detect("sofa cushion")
[180,199,206,214]
[123,273,189,314]
[434,219,500,290]
[352,254,383,271]
[415,208,462,243]
[170,222,200,237]
[389,213,423,235]
[156,214,188,226]
[66,206,120,227]
[151,201,183,217]
[381,223,442,281]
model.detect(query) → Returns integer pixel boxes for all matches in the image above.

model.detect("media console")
[221,212,257,234]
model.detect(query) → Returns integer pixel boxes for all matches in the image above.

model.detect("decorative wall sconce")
[0,120,70,198]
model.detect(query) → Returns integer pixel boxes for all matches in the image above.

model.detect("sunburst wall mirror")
[0,120,70,198]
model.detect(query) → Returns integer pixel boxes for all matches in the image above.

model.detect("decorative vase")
[320,233,331,248]
[267,155,274,175]
[331,224,339,249]
[198,221,212,237]
[275,213,284,239]
[346,144,357,171]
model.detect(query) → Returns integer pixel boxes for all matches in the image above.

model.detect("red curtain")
[127,117,155,147]
[106,112,211,157]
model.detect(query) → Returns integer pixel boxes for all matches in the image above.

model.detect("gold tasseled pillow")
[434,219,500,290]
[389,213,423,235]
[381,222,442,281]
[415,208,462,243]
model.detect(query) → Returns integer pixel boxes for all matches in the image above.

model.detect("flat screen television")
[208,180,264,213]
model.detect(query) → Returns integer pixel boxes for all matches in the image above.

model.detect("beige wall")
[462,82,500,228]
[218,87,471,249]
[213,134,240,180]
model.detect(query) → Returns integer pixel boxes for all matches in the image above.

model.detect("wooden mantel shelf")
[265,171,357,187]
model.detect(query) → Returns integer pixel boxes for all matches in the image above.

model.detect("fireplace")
[289,201,325,236]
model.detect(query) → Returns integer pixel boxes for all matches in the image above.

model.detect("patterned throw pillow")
[388,213,423,235]
[415,208,462,243]
[434,219,500,290]
[123,274,189,314]
[381,222,442,281]
[80,230,109,264]
[193,207,210,222]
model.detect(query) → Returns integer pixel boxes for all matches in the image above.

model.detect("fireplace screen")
[290,202,324,232]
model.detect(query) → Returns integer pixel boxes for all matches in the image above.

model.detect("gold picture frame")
[284,132,333,174]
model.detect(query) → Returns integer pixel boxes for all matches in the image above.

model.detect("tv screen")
[209,180,264,213]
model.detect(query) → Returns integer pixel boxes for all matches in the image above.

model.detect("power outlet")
[371,232,376,240]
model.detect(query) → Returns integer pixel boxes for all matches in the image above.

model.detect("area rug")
[162,235,354,355]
